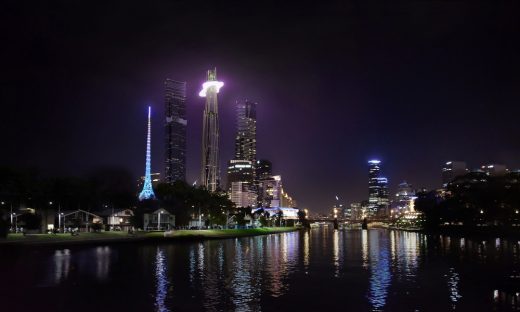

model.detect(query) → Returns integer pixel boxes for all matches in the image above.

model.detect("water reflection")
[446,267,462,309]
[154,247,170,312]
[53,249,71,284]
[332,230,339,277]
[367,230,391,311]
[7,229,520,311]
[95,246,110,281]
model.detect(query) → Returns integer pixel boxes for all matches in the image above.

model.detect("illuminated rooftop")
[199,81,224,97]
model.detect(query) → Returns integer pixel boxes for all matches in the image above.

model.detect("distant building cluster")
[339,159,519,222]
[137,68,298,215]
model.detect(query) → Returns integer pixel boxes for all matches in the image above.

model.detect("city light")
[198,81,224,97]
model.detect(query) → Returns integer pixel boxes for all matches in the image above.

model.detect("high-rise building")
[256,160,272,179]
[235,100,257,164]
[230,181,257,208]
[394,181,415,212]
[164,79,187,183]
[138,107,156,201]
[227,160,255,189]
[442,161,467,187]
[349,202,363,220]
[368,160,389,217]
[259,175,282,207]
[227,99,259,206]
[200,68,224,192]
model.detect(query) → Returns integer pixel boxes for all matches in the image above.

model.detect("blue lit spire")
[139,106,156,201]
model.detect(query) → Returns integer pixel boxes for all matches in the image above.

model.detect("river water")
[1,228,520,311]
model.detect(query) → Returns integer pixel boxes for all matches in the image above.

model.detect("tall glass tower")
[139,106,156,201]
[235,100,257,165]
[367,160,388,217]
[200,68,224,192]
[164,79,187,183]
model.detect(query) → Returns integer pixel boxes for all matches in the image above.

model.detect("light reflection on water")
[154,247,170,312]
[6,229,520,311]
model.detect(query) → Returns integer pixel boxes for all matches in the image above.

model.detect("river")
[1,228,519,311]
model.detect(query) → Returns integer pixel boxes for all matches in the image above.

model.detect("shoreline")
[0,227,300,248]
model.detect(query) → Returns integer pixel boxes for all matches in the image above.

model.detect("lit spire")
[139,106,156,201]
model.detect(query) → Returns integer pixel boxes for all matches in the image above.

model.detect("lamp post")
[158,211,163,231]
[12,213,18,233]
[198,206,202,229]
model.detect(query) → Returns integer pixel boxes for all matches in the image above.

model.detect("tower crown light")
[199,81,224,97]
[368,159,381,164]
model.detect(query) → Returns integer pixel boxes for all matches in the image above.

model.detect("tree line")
[415,171,520,230]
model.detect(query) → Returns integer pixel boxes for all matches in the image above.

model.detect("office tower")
[350,202,362,220]
[138,107,156,201]
[200,68,223,192]
[442,161,468,186]
[227,160,255,189]
[230,181,258,208]
[227,100,258,206]
[259,175,282,207]
[394,181,415,212]
[164,79,187,183]
[235,100,257,164]
[256,160,272,179]
[367,160,389,217]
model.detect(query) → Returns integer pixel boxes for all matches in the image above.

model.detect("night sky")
[2,1,519,212]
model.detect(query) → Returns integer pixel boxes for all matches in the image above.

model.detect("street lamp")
[158,211,163,231]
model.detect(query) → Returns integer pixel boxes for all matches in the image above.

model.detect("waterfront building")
[99,208,134,231]
[350,202,363,220]
[442,161,468,187]
[164,79,187,183]
[230,181,257,208]
[280,188,297,208]
[394,181,415,213]
[258,175,282,207]
[367,160,389,218]
[138,106,156,201]
[200,68,224,192]
[143,208,175,231]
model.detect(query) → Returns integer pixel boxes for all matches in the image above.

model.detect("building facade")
[200,68,224,192]
[235,100,257,164]
[164,79,187,183]
[368,160,389,217]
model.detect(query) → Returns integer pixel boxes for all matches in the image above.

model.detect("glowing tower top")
[138,106,156,201]
[200,68,224,192]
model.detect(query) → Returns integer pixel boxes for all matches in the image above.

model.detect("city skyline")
[2,1,519,213]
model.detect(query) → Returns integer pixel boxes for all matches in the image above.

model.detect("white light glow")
[199,81,224,97]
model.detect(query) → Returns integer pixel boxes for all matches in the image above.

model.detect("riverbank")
[419,225,520,239]
[0,227,300,247]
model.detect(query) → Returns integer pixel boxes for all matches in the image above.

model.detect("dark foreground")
[1,228,519,311]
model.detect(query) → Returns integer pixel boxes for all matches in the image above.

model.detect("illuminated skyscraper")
[235,100,257,164]
[200,68,223,192]
[138,106,156,201]
[164,79,187,183]
[367,160,389,217]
